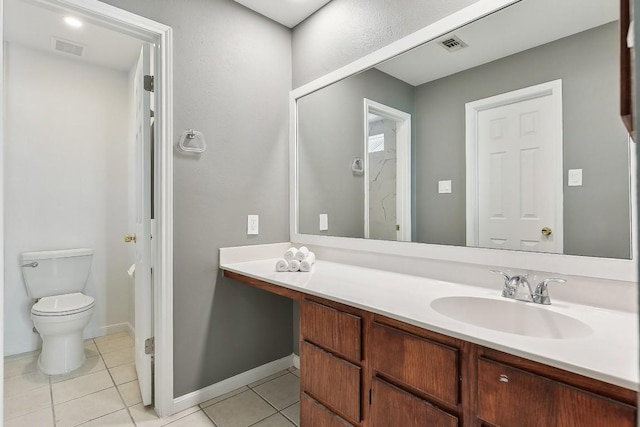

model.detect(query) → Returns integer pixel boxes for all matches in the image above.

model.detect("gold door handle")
[541,227,552,237]
[124,234,137,243]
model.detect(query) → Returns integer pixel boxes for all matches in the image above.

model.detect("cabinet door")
[371,378,458,427]
[370,322,459,405]
[300,299,362,363]
[301,393,355,427]
[300,341,361,424]
[556,382,635,427]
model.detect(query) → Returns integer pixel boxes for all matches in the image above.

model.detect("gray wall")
[292,0,480,88]
[414,22,631,259]
[99,0,293,397]
[298,68,414,238]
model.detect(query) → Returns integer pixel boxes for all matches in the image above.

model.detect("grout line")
[103,357,137,426]
[246,370,290,390]
[49,373,57,426]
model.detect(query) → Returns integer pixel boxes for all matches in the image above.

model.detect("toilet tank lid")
[21,248,94,262]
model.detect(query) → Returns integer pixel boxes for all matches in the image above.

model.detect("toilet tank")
[20,248,94,299]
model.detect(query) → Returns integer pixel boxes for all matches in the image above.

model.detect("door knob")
[541,227,552,236]
[124,234,137,243]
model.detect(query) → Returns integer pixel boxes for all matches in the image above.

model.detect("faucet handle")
[491,270,515,298]
[490,269,511,283]
[533,278,566,305]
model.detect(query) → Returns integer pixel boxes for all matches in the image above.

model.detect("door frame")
[363,99,412,241]
[465,79,563,251]
[0,0,175,417]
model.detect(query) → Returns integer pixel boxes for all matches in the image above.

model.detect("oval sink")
[430,296,593,339]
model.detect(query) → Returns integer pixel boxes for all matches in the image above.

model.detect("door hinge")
[145,337,155,355]
[144,75,154,92]
[396,224,400,231]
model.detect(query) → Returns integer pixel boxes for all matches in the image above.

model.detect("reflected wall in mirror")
[297,0,631,259]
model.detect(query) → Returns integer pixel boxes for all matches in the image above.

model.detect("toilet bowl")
[20,248,95,375]
[31,292,95,375]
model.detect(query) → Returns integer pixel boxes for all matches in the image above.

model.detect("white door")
[467,81,563,253]
[133,44,153,406]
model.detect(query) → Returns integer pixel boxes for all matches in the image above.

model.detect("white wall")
[4,43,132,356]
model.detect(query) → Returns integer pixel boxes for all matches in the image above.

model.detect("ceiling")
[4,0,143,72]
[232,0,332,28]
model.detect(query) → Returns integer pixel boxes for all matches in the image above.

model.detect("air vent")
[439,35,468,53]
[51,38,84,57]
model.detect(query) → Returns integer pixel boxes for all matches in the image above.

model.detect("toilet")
[20,248,95,375]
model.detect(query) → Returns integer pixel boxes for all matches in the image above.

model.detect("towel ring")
[178,129,206,153]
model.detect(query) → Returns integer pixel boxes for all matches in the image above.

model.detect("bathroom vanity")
[219,244,638,427]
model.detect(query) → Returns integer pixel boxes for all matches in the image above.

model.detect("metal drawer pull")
[499,374,509,383]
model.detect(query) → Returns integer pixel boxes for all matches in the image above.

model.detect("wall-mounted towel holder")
[177,129,206,153]
[351,157,364,175]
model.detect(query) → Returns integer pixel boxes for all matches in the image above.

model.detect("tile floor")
[4,332,300,427]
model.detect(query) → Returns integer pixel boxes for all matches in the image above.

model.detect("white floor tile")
[4,354,39,378]
[94,332,129,344]
[50,355,107,384]
[102,347,134,368]
[203,389,276,427]
[77,408,134,426]
[252,413,295,427]
[52,370,114,405]
[4,406,54,427]
[118,380,142,407]
[54,387,125,427]
[4,385,51,420]
[281,402,300,426]
[253,373,300,410]
[4,370,50,397]
[96,336,134,355]
[199,386,249,409]
[164,410,215,426]
[129,403,199,427]
[287,367,299,378]
[109,362,137,385]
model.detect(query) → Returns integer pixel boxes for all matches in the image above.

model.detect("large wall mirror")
[295,0,634,264]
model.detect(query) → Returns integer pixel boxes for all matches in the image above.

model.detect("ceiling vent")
[439,35,468,53]
[51,38,84,57]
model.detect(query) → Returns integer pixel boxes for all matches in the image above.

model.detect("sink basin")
[430,296,593,339]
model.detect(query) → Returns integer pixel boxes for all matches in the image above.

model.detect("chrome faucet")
[491,270,566,305]
[533,278,566,305]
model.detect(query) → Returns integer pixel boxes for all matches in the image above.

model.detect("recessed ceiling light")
[64,16,83,28]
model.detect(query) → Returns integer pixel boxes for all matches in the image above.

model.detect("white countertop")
[219,244,639,391]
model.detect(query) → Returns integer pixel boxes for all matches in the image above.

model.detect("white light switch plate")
[568,169,583,187]
[319,214,329,231]
[247,215,259,235]
[438,180,452,194]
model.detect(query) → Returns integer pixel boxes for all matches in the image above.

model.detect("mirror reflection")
[297,0,631,259]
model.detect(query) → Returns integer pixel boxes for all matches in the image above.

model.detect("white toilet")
[20,248,95,375]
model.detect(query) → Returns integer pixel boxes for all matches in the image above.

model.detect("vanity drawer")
[300,299,362,363]
[300,341,361,424]
[477,358,636,427]
[301,393,355,427]
[371,377,458,427]
[369,322,459,406]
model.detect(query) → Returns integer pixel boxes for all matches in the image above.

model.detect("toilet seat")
[32,292,94,317]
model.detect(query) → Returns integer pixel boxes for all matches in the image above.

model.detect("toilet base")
[37,330,87,375]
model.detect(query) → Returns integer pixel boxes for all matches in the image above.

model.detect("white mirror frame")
[289,0,637,282]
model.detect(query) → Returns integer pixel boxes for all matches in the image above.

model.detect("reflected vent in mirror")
[439,35,468,52]
[51,38,84,56]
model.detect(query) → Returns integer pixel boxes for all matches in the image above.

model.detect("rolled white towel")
[284,247,297,262]
[300,252,316,272]
[288,259,301,272]
[275,259,289,272]
[294,246,310,262]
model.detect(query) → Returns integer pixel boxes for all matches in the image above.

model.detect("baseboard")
[172,354,296,414]
[85,322,133,340]
[293,354,300,369]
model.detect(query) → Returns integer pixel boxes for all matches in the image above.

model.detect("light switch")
[568,169,583,187]
[438,180,452,194]
[247,215,259,235]
[319,214,329,231]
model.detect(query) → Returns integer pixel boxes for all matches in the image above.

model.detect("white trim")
[465,79,564,253]
[363,99,412,241]
[290,0,637,283]
[293,354,300,370]
[0,6,4,422]
[172,354,296,413]
[84,322,134,340]
[1,0,175,418]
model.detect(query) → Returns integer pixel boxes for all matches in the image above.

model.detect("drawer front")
[301,393,355,427]
[371,378,458,427]
[478,358,552,427]
[370,322,459,405]
[300,299,362,362]
[300,341,361,424]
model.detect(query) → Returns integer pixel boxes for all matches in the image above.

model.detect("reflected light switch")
[438,180,452,194]
[319,214,329,231]
[568,169,583,187]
